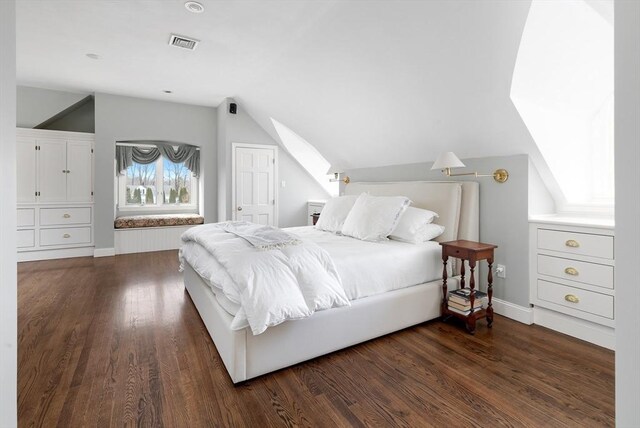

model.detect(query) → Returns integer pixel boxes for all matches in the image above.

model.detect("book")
[449,294,487,306]
[448,288,487,302]
[447,305,483,316]
[448,299,483,311]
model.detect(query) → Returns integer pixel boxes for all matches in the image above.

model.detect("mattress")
[181,226,445,316]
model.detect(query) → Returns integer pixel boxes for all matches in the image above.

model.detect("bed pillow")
[389,207,440,243]
[315,194,359,233]
[391,223,446,244]
[341,193,411,241]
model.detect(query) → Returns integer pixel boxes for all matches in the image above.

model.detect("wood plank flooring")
[18,250,614,427]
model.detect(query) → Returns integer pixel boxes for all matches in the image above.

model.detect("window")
[118,147,198,211]
[511,0,613,211]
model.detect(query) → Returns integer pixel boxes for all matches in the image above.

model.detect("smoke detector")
[185,1,204,13]
[169,34,199,50]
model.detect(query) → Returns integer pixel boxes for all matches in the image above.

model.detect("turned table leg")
[441,255,449,316]
[467,260,476,334]
[487,258,494,327]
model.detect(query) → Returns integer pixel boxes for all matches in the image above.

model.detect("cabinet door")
[66,141,93,202]
[38,139,67,202]
[16,139,37,203]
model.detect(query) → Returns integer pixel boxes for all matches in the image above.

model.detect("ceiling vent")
[169,34,199,50]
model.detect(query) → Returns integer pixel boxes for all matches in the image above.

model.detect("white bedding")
[181,226,445,320]
[180,223,350,335]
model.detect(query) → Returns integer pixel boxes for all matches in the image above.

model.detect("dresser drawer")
[17,229,35,248]
[538,229,613,259]
[40,207,91,226]
[537,280,613,319]
[40,227,91,246]
[537,255,614,289]
[17,208,35,227]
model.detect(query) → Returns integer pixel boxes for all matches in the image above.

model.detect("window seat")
[114,213,204,229]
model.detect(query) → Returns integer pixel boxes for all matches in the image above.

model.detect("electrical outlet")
[496,264,506,279]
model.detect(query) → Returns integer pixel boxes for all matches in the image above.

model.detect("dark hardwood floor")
[18,250,614,427]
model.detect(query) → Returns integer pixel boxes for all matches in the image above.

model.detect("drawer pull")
[565,239,580,248]
[564,267,579,276]
[564,294,580,303]
[63,214,71,218]
[63,234,71,238]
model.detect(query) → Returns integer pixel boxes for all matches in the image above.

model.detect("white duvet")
[179,223,350,335]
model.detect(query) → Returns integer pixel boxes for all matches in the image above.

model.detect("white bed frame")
[183,181,479,383]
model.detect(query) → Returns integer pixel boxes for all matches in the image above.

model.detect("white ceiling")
[17,0,536,169]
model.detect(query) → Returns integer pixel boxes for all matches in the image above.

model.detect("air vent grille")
[169,34,199,50]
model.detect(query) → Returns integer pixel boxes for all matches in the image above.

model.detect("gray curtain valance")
[116,143,200,177]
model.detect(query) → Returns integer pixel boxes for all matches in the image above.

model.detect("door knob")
[237,207,243,211]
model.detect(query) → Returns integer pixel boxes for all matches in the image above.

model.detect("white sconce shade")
[326,165,345,175]
[431,152,465,170]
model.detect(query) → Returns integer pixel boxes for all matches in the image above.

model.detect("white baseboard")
[492,298,533,325]
[115,225,193,255]
[533,306,615,350]
[18,246,94,262]
[94,247,115,258]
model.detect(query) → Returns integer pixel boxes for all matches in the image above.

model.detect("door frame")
[231,142,279,226]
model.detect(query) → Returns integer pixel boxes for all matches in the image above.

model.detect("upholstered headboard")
[344,181,479,243]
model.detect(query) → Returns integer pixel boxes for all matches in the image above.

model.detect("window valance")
[116,142,200,177]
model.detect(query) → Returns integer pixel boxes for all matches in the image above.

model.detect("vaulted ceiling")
[17,0,535,169]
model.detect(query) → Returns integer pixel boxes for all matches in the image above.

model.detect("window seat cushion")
[115,214,204,229]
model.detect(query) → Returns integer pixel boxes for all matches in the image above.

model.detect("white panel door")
[16,139,37,203]
[234,146,276,225]
[66,141,93,202]
[37,139,67,202]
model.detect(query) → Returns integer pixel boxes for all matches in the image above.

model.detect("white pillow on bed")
[341,193,411,241]
[389,207,443,243]
[315,194,359,233]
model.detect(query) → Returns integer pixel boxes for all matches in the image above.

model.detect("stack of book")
[447,288,487,316]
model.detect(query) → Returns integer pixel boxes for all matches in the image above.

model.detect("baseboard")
[533,306,615,350]
[94,247,116,258]
[492,298,533,325]
[18,247,94,262]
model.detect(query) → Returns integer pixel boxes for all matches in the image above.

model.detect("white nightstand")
[307,200,326,226]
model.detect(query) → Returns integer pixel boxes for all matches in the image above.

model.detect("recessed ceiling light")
[163,90,173,94]
[185,1,204,13]
[86,53,100,60]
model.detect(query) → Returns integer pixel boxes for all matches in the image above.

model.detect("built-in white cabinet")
[529,216,615,349]
[17,128,95,261]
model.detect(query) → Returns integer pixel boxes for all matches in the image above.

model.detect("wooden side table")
[440,239,498,334]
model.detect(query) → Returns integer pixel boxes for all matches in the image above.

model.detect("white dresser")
[17,128,94,261]
[529,216,615,349]
[307,200,326,226]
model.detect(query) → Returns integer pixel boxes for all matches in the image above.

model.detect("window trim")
[117,153,199,213]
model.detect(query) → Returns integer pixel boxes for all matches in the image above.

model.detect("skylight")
[511,0,614,210]
[271,118,338,196]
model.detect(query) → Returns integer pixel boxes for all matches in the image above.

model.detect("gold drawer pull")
[63,234,71,238]
[564,294,580,303]
[63,214,71,218]
[564,267,579,276]
[565,239,580,248]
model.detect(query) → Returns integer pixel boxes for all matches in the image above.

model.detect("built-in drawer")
[40,227,91,247]
[17,208,35,227]
[537,255,614,289]
[538,229,613,259]
[40,207,91,226]
[16,229,35,248]
[537,279,613,319]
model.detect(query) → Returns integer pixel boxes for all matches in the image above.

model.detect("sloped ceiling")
[17,0,535,169]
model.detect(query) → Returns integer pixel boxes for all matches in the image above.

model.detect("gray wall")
[17,85,88,128]
[346,154,541,308]
[217,97,329,227]
[0,0,17,424]
[615,0,640,425]
[94,93,217,250]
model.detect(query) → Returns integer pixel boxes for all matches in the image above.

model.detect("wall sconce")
[431,152,509,183]
[327,165,351,184]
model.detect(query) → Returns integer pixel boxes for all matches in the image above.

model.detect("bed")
[182,181,479,383]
